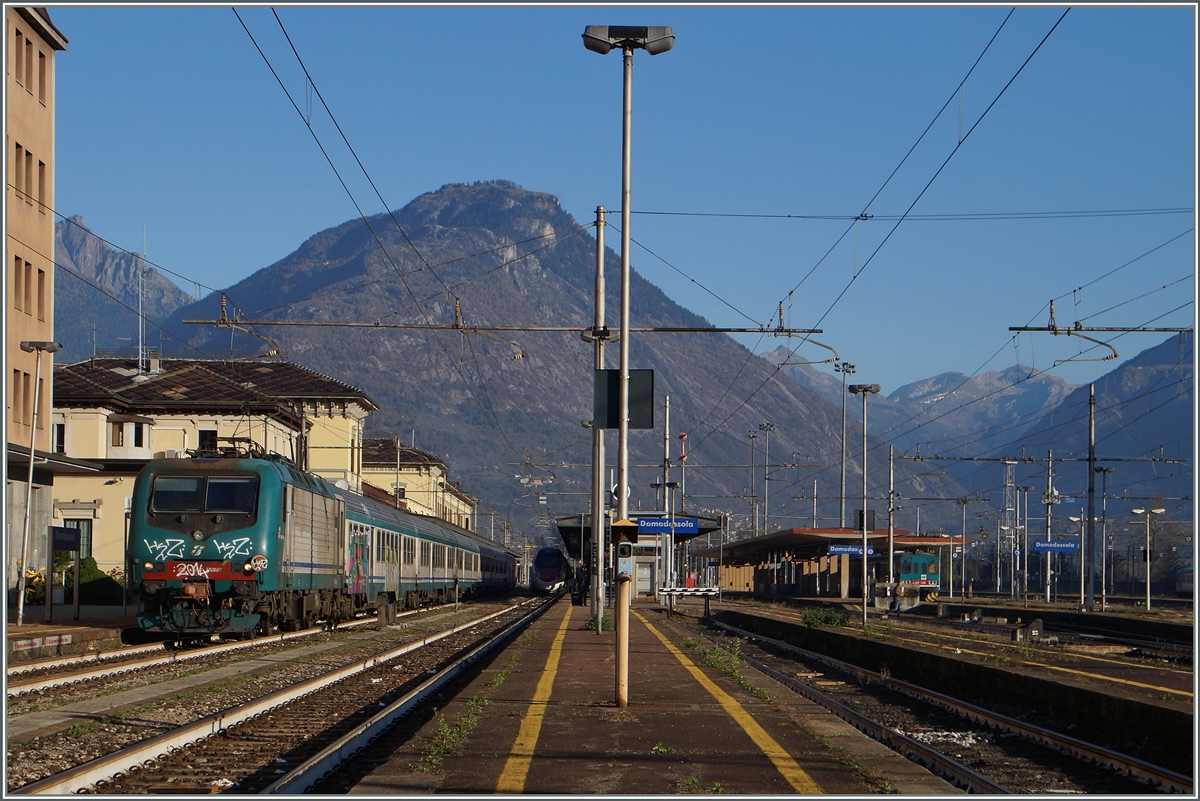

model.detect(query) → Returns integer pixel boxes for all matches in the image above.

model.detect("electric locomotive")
[529,546,569,595]
[131,446,516,637]
[896,551,941,600]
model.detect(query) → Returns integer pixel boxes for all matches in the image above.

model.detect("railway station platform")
[6,605,140,662]
[349,597,960,795]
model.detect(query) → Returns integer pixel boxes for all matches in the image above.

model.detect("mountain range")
[52,182,1193,534]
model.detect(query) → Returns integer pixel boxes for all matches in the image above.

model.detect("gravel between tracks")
[5,602,513,793]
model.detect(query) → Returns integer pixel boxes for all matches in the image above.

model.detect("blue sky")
[51,5,1195,394]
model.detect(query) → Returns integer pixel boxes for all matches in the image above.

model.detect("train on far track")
[529,546,570,595]
[895,551,941,599]
[130,442,517,638]
[1176,567,1193,598]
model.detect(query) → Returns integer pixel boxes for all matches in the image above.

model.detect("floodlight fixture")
[583,25,675,56]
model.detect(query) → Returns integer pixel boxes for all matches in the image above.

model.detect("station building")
[693,526,955,600]
[48,356,376,577]
[360,437,478,532]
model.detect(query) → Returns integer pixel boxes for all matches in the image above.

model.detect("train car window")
[420,540,431,568]
[151,476,204,512]
[926,560,938,574]
[403,536,415,566]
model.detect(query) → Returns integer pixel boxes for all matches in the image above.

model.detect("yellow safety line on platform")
[495,604,573,793]
[633,610,822,794]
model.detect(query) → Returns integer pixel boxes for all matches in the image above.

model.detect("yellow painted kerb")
[633,610,822,794]
[495,604,573,793]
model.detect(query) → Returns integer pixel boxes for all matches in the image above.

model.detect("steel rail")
[263,598,553,792]
[714,621,1193,794]
[7,641,167,677]
[737,648,1009,794]
[6,614,386,696]
[12,603,529,795]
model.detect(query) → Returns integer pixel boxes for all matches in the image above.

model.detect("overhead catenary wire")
[234,8,523,456]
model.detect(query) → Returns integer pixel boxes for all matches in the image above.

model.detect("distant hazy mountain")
[991,333,1193,509]
[762,347,1078,456]
[54,216,195,362]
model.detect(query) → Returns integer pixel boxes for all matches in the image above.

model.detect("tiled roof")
[362,438,447,469]
[55,358,376,413]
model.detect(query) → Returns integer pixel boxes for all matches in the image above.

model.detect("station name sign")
[1033,540,1079,553]
[829,544,875,556]
[637,517,698,534]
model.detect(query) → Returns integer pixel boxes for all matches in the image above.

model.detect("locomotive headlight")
[190,529,205,541]
[154,561,165,572]
[242,562,254,573]
[143,561,154,572]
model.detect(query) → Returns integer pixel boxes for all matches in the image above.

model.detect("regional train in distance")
[529,546,570,595]
[130,442,517,638]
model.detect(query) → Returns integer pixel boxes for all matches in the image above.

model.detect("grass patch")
[410,643,528,773]
[582,615,615,632]
[802,608,848,628]
[686,636,771,703]
[651,741,676,755]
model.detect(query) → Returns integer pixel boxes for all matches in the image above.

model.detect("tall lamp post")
[759,423,774,534]
[835,362,856,527]
[849,383,880,626]
[16,340,62,627]
[1094,468,1114,610]
[583,23,674,709]
[1132,507,1165,610]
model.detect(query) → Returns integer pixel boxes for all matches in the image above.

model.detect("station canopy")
[554,511,721,559]
[692,527,955,565]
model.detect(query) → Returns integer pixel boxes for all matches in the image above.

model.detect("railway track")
[708,619,1191,794]
[9,599,549,794]
[6,614,390,698]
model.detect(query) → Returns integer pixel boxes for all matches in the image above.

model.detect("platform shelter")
[693,527,953,599]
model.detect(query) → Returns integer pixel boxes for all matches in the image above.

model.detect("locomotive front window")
[151,476,204,512]
[926,561,938,574]
[205,477,258,513]
[534,550,560,568]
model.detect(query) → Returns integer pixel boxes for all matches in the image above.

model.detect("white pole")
[17,347,45,626]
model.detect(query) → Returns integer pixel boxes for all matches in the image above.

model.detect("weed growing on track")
[651,741,676,755]
[684,635,771,703]
[409,641,529,773]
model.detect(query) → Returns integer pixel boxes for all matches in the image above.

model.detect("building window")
[24,147,33,202]
[198,429,217,450]
[53,423,65,454]
[37,50,45,103]
[111,422,124,447]
[24,36,32,94]
[13,255,22,311]
[36,268,45,320]
[37,160,45,212]
[12,369,22,424]
[24,260,32,314]
[22,372,31,425]
[13,29,23,85]
[36,378,43,428]
[133,422,144,448]
[63,519,92,559]
[14,143,24,199]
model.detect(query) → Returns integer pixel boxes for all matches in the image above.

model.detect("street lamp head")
[848,384,881,395]
[583,25,675,56]
[835,362,856,374]
[1151,507,1166,515]
[20,341,61,354]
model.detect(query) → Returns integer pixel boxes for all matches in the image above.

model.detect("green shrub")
[802,608,848,628]
[64,557,126,604]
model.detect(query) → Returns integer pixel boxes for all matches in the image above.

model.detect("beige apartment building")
[6,8,74,600]
[361,437,478,532]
